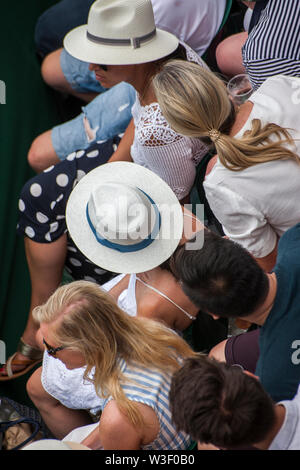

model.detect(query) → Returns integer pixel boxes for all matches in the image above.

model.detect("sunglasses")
[97,64,108,71]
[43,338,65,357]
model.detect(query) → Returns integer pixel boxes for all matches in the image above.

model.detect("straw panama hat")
[64,0,179,65]
[66,161,183,274]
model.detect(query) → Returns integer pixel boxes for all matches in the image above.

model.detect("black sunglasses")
[43,338,65,357]
[97,64,108,71]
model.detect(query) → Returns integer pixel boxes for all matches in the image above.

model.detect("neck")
[242,272,277,325]
[254,404,286,450]
[130,63,157,104]
[229,101,254,136]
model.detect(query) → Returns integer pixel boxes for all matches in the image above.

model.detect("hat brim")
[64,25,179,65]
[66,162,183,274]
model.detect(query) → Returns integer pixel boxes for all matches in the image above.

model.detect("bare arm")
[108,118,135,163]
[79,403,142,450]
[255,240,278,273]
[98,401,143,450]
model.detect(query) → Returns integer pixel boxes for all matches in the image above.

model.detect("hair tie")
[208,129,221,143]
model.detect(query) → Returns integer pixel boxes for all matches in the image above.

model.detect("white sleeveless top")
[130,43,208,200]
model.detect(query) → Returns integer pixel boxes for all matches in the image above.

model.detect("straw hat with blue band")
[63,0,179,65]
[66,161,183,274]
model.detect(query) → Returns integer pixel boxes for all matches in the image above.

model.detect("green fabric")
[189,150,215,222]
[187,440,197,450]
[0,1,61,403]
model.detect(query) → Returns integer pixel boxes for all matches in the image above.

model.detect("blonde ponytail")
[214,119,298,171]
[153,60,299,171]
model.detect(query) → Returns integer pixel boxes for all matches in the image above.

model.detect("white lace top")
[130,43,208,200]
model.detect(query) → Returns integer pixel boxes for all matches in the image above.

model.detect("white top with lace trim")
[130,43,208,200]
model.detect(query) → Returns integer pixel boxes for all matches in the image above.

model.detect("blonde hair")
[33,280,196,427]
[153,60,299,171]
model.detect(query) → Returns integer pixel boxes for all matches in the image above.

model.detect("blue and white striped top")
[102,358,192,450]
[242,0,300,90]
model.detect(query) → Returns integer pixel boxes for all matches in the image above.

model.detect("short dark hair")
[171,230,269,318]
[169,356,276,448]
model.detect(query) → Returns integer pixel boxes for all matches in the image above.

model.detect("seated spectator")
[29,279,197,449]
[36,0,226,94]
[169,356,300,450]
[26,206,226,440]
[216,0,300,90]
[29,7,207,174]
[29,0,214,171]
[2,2,210,381]
[0,152,211,380]
[153,60,300,272]
[171,225,300,403]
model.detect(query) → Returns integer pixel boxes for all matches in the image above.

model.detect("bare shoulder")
[137,293,178,330]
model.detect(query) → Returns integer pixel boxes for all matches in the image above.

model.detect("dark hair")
[171,230,269,318]
[159,241,184,274]
[152,43,189,78]
[169,356,276,448]
[146,44,188,99]
[157,43,187,66]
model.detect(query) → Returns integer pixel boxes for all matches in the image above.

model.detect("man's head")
[171,230,269,318]
[169,356,276,448]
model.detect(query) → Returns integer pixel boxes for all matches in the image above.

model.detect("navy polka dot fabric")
[17,137,121,284]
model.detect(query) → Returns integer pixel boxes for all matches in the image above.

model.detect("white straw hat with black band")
[66,161,183,274]
[64,0,179,65]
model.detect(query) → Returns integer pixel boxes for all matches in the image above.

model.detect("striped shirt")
[102,358,193,450]
[242,0,300,90]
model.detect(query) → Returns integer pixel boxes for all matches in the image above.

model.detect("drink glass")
[227,74,253,106]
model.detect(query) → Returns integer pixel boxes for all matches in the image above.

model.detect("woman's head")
[64,0,179,68]
[89,43,188,89]
[34,280,195,425]
[152,60,233,142]
[34,281,130,371]
[153,60,299,171]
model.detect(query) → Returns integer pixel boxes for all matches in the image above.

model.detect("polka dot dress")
[17,137,121,285]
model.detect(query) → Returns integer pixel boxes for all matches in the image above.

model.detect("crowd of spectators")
[1,0,300,452]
